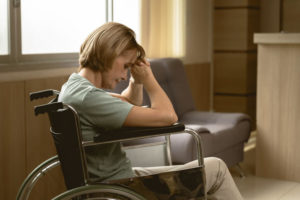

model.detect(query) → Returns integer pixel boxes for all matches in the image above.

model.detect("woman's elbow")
[166,112,178,125]
[155,112,178,126]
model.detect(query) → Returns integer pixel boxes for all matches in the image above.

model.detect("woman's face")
[101,49,137,89]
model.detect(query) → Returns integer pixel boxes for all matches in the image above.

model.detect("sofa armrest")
[180,111,251,127]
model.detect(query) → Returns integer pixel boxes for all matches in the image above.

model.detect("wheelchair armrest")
[93,123,185,143]
[29,89,60,101]
[92,123,204,167]
[34,102,64,116]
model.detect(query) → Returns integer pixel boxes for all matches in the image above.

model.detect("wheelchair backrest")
[47,105,88,190]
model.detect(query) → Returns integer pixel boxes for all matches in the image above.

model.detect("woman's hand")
[130,59,152,84]
[124,58,178,127]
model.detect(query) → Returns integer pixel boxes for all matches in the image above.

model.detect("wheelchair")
[17,89,207,200]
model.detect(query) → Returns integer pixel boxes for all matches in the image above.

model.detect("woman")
[59,22,243,200]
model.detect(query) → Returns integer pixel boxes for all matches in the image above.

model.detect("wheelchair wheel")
[52,184,146,200]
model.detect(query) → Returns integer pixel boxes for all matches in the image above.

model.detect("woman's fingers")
[130,58,152,84]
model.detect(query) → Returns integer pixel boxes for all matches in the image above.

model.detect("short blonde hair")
[79,22,145,72]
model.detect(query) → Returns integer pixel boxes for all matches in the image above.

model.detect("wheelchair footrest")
[107,166,206,200]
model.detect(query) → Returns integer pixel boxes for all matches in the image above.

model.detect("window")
[1,0,185,69]
[0,0,9,55]
[21,0,106,54]
[1,0,141,69]
[113,0,141,42]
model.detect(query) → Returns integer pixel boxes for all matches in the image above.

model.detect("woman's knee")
[204,157,229,194]
[215,158,227,172]
[204,157,228,177]
[205,157,226,167]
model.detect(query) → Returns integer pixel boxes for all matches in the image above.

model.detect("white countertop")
[254,33,300,44]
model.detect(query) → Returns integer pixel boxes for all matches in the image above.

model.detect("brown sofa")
[115,58,251,167]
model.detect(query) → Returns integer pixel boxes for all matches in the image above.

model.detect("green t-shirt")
[58,73,134,181]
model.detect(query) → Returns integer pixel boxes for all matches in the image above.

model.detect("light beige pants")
[133,157,243,200]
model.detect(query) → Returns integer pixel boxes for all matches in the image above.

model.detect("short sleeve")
[80,89,133,129]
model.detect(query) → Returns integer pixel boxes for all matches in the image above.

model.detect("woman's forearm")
[121,79,143,106]
[143,75,178,122]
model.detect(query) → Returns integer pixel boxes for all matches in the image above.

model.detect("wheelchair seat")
[17,89,207,200]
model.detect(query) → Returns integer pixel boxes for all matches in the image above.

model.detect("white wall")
[184,0,213,64]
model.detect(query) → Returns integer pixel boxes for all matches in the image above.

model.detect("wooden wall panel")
[0,81,26,200]
[259,0,280,32]
[184,63,211,111]
[214,52,257,94]
[25,76,68,199]
[214,94,256,123]
[213,1,259,124]
[283,0,300,32]
[214,8,259,51]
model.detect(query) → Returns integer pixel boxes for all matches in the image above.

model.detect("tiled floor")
[230,142,300,200]
[230,138,300,200]
[233,175,300,200]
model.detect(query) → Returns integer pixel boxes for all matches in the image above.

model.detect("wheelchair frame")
[17,89,207,200]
